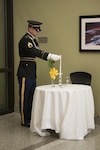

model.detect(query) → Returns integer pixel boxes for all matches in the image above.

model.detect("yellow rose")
[49,67,58,79]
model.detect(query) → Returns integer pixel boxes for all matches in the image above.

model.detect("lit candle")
[59,55,62,77]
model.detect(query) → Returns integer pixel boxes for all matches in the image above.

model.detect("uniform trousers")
[18,77,36,125]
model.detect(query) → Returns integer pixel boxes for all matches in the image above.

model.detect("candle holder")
[58,73,63,86]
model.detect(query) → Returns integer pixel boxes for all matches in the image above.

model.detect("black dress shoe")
[21,123,30,127]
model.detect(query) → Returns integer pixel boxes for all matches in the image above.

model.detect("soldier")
[17,20,60,127]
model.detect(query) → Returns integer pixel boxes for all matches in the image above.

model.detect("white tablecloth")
[30,84,95,140]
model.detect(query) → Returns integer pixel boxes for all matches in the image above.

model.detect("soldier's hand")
[47,53,60,61]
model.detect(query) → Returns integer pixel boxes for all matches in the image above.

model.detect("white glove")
[47,53,60,61]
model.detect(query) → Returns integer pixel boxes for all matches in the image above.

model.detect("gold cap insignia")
[27,42,33,48]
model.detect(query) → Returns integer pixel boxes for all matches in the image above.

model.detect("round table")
[30,84,95,140]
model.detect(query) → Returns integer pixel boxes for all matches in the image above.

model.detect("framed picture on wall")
[79,15,100,52]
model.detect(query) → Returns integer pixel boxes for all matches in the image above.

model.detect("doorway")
[0,0,14,115]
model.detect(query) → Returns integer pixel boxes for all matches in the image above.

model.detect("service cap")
[27,20,42,31]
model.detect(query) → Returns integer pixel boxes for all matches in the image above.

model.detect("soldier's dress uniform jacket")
[17,31,49,80]
[17,31,49,126]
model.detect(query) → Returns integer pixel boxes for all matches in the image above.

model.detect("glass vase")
[51,79,55,87]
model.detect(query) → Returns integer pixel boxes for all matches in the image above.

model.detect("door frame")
[0,0,14,115]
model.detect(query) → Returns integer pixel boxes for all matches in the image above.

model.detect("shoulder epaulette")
[25,35,33,41]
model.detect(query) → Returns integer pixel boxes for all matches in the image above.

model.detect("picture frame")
[79,15,100,52]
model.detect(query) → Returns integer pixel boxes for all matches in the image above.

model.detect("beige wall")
[13,0,100,116]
